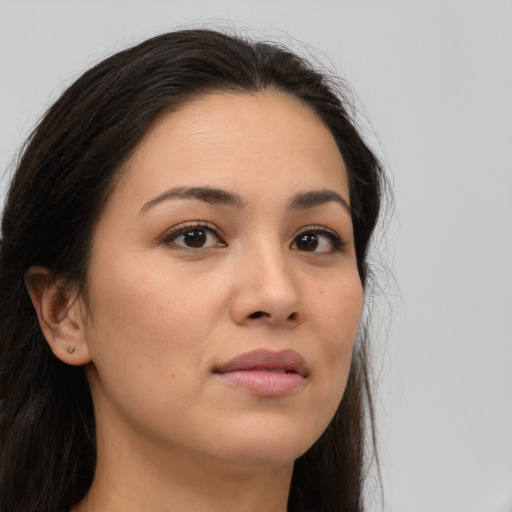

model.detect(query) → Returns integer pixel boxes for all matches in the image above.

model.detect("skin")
[27,92,364,512]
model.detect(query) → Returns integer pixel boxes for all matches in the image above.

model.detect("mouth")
[213,349,309,397]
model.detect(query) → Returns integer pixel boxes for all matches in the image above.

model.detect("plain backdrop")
[1,1,511,511]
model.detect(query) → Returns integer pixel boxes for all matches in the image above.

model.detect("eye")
[290,227,343,253]
[163,223,227,250]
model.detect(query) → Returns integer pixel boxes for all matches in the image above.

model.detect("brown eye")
[181,229,207,247]
[294,233,318,251]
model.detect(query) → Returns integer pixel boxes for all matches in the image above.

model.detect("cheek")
[88,257,226,346]
[83,258,231,428]
[83,258,230,406]
[311,275,364,388]
[315,273,364,344]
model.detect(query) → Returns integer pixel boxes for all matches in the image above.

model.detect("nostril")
[247,311,298,321]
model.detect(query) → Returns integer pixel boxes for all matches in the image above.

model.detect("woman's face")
[80,92,364,470]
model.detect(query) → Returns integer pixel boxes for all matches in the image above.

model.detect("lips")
[214,349,309,396]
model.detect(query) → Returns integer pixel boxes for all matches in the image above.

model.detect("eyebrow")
[140,186,245,212]
[288,190,350,214]
[140,186,350,214]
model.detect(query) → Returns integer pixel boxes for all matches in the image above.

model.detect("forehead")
[111,92,349,210]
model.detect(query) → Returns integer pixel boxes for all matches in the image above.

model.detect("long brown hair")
[0,29,385,512]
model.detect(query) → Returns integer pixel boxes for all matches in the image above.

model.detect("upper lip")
[214,349,309,378]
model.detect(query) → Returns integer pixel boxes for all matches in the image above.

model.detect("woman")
[0,29,385,512]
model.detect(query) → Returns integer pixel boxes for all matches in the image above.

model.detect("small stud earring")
[67,346,75,354]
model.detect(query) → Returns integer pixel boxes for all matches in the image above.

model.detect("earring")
[67,346,75,354]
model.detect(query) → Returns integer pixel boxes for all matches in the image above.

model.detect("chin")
[208,416,324,470]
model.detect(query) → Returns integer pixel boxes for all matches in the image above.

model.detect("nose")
[229,245,305,328]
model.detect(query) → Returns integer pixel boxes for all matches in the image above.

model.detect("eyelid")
[294,225,339,238]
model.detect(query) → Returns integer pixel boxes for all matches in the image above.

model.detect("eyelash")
[161,222,345,253]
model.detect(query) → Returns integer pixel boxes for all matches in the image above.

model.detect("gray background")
[1,1,511,511]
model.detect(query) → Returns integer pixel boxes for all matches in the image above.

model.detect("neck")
[73,417,293,512]
[75,456,292,512]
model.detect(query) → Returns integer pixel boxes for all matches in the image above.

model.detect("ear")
[24,266,91,366]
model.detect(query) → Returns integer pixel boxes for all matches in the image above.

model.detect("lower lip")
[215,370,306,396]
